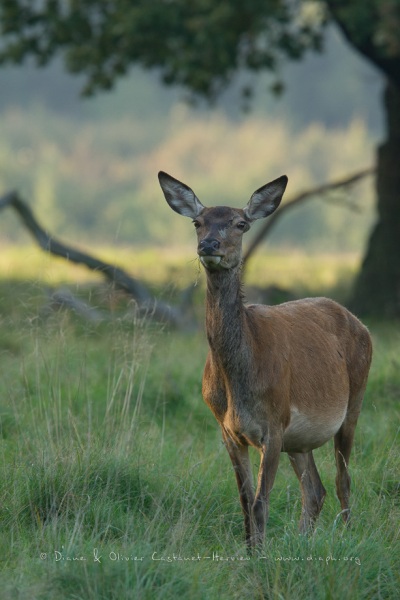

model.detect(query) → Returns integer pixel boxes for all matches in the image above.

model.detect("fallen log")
[0,191,191,328]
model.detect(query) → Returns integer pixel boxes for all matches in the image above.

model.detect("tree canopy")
[0,0,326,97]
[0,1,399,95]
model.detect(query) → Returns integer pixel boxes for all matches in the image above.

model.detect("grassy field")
[0,249,399,599]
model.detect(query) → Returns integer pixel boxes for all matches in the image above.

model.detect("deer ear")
[243,175,288,221]
[158,171,205,218]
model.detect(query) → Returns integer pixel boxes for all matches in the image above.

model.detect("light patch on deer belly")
[282,406,347,453]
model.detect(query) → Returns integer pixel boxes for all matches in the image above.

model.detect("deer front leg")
[222,429,255,548]
[252,435,282,549]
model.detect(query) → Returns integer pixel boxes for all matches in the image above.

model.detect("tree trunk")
[350,82,400,318]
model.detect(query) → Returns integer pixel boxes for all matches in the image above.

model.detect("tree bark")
[350,82,400,317]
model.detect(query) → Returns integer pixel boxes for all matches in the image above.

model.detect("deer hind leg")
[222,430,255,548]
[288,451,326,533]
[335,326,372,524]
[334,384,366,524]
[334,412,361,523]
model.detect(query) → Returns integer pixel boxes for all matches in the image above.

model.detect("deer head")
[158,171,288,270]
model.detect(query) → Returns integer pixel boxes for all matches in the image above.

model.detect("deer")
[158,170,372,551]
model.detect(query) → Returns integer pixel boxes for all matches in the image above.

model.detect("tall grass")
[0,268,399,598]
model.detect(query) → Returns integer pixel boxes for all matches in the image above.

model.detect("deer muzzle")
[198,239,223,268]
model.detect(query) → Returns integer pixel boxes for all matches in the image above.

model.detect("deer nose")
[198,239,220,255]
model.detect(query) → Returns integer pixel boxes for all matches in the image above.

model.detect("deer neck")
[204,265,247,370]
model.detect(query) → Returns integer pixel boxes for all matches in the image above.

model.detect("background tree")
[0,0,398,316]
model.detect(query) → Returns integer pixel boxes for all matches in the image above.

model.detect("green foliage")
[0,269,399,599]
[0,0,399,99]
[0,0,326,98]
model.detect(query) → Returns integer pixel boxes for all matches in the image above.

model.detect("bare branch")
[242,167,375,266]
[0,191,188,327]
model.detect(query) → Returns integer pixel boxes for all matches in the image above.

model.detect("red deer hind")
[158,171,372,551]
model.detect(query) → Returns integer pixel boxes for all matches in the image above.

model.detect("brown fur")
[159,171,372,550]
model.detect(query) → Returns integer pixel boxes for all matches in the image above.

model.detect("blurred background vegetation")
[0,27,379,258]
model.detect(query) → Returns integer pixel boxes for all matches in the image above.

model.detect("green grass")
[0,258,399,599]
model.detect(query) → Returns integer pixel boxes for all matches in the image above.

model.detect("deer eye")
[237,221,248,230]
[193,220,201,229]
